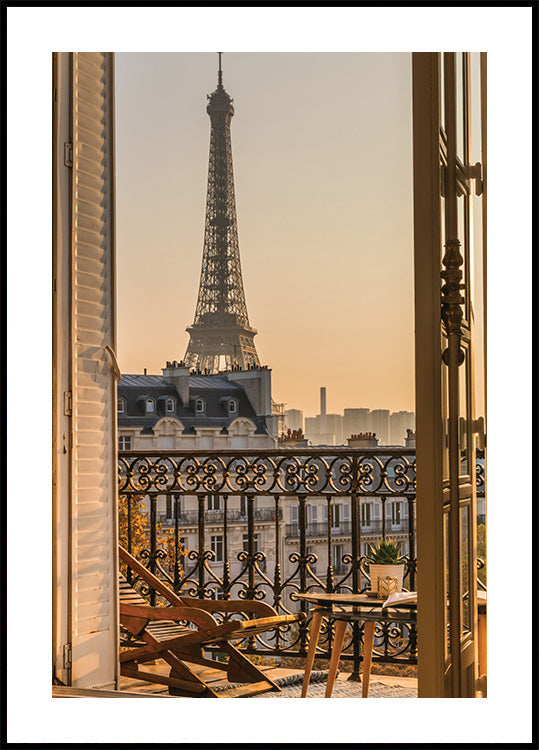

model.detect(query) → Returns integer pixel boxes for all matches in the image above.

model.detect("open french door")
[413,52,486,697]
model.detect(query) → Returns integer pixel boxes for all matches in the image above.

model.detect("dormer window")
[165,398,175,413]
[117,398,125,413]
[146,398,155,413]
[228,399,237,415]
[195,398,205,414]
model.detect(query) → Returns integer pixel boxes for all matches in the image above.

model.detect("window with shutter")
[330,503,341,529]
[53,52,118,689]
[207,494,221,511]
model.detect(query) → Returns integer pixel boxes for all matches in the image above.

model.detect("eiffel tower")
[184,53,260,373]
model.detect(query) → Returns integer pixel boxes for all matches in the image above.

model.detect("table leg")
[301,609,324,698]
[325,620,348,698]
[362,621,375,698]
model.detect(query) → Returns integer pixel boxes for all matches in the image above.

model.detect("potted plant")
[365,538,406,594]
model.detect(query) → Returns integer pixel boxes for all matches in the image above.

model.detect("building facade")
[118,361,281,591]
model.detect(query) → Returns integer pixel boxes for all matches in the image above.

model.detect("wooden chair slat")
[118,545,305,698]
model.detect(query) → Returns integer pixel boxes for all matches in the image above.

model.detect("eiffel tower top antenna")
[218,51,223,88]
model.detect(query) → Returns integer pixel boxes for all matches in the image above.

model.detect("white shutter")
[343,503,350,523]
[69,52,118,688]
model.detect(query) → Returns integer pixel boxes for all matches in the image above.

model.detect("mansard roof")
[117,373,268,435]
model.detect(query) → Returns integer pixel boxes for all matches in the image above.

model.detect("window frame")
[207,494,221,512]
[242,532,260,553]
[210,534,224,563]
[361,501,372,526]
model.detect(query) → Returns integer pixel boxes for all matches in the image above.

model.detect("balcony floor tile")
[119,663,417,698]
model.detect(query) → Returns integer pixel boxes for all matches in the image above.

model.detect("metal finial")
[218,52,223,87]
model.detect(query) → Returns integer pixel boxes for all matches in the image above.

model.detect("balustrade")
[118,447,485,671]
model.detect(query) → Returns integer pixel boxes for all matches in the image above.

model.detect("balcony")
[285,520,408,539]
[118,446,485,677]
[158,506,281,527]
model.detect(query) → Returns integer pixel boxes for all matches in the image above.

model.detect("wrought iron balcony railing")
[118,447,485,674]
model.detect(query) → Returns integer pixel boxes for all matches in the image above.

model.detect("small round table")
[296,592,417,698]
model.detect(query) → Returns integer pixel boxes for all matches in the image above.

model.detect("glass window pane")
[469,53,485,420]
[444,510,450,657]
[455,189,470,324]
[440,52,445,132]
[459,345,469,475]
[455,53,465,161]
[460,505,471,634]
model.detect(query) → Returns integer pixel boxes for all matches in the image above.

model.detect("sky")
[115,53,415,417]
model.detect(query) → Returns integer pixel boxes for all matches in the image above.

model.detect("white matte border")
[6,5,533,745]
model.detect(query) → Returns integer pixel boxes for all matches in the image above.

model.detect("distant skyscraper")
[184,54,260,372]
[324,413,344,444]
[343,408,372,440]
[370,409,390,445]
[285,409,304,432]
[304,387,343,445]
[320,387,327,417]
[390,410,415,445]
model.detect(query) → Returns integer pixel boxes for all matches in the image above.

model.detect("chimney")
[347,432,379,448]
[162,360,190,405]
[405,429,416,448]
[320,387,326,417]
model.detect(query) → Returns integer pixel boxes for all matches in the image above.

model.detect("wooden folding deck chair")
[119,545,305,697]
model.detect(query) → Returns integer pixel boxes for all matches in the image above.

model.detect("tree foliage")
[118,494,186,580]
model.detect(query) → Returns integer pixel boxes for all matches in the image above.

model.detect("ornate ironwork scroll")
[119,447,421,666]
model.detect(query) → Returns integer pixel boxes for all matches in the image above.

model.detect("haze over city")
[115,52,415,417]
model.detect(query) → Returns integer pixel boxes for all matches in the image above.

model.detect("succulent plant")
[365,538,406,565]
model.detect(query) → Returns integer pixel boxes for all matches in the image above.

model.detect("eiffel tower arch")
[184,54,261,372]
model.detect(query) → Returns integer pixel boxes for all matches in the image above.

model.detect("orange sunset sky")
[115,52,416,417]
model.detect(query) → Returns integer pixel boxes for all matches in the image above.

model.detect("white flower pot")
[369,563,405,594]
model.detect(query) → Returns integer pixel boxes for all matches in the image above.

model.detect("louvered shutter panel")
[70,52,118,688]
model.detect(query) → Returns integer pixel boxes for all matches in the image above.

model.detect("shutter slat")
[70,52,117,689]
